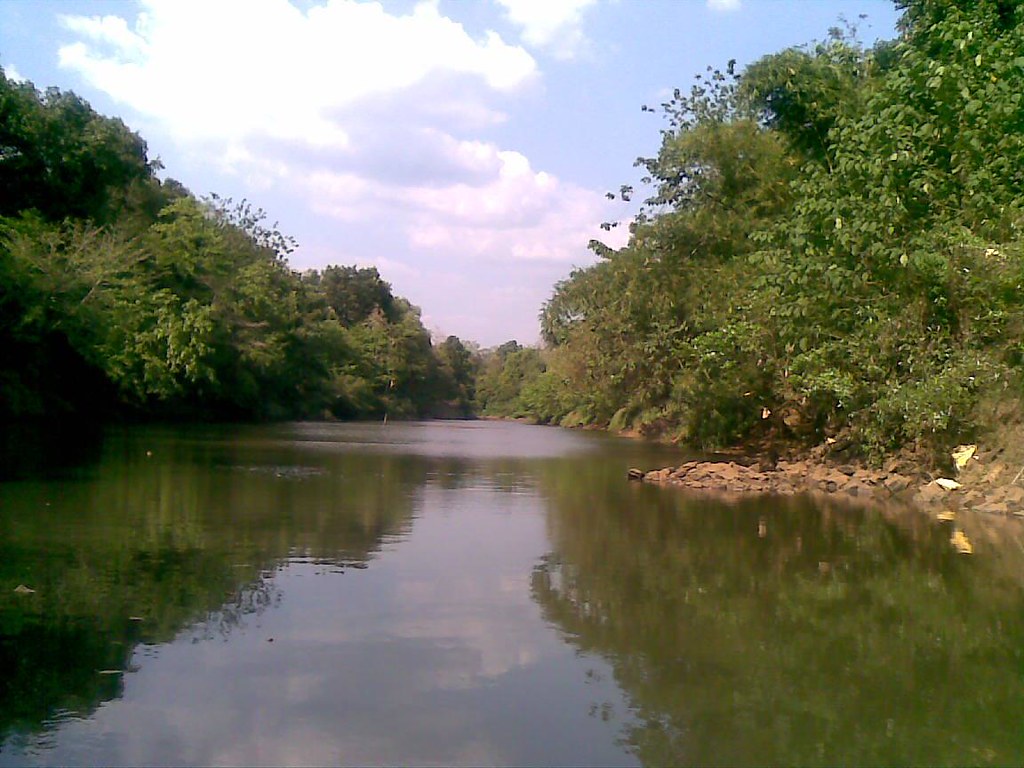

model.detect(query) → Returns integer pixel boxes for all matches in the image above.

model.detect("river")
[0,420,1022,766]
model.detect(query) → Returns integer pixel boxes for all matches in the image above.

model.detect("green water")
[0,421,1022,766]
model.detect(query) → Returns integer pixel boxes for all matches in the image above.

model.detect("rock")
[628,454,1024,511]
[827,471,852,489]
[882,475,911,495]
[976,501,1010,516]
[717,463,742,482]
[13,584,35,595]
[986,487,1008,503]
[805,464,828,481]
[1003,485,1024,504]
[982,464,1007,484]
[961,490,985,508]
[915,482,948,504]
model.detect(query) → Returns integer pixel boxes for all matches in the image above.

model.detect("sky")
[0,0,902,347]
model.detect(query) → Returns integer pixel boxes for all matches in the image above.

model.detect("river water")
[0,420,1022,766]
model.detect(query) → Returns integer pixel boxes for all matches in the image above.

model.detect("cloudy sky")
[0,0,901,347]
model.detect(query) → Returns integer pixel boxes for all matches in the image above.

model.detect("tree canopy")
[0,71,473,423]
[485,0,1024,463]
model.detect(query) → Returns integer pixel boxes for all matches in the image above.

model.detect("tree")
[0,74,463,424]
[0,70,155,225]
[436,335,477,414]
[475,343,546,418]
[306,265,398,327]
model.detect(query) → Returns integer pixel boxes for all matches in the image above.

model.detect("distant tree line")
[0,70,476,422]
[480,0,1024,463]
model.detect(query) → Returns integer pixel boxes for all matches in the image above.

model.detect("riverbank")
[630,445,1024,522]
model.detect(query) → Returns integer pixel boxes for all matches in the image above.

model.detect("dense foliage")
[0,70,474,422]
[486,0,1024,462]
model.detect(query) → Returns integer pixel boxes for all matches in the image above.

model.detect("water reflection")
[0,421,676,766]
[5,421,1022,766]
[0,425,422,751]
[533,476,1024,766]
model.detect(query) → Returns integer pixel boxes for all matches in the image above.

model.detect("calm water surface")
[1,421,1022,766]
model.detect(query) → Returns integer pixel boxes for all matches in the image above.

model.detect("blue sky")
[0,0,902,347]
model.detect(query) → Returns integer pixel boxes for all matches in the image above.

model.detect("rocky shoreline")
[629,449,1024,520]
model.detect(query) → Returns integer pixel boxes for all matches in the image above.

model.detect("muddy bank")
[630,449,1024,520]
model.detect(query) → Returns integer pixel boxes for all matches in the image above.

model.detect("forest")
[4,0,1024,468]
[478,0,1024,464]
[0,70,476,422]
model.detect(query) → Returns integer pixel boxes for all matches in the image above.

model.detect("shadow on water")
[0,423,430,743]
[532,469,1024,767]
[0,421,105,482]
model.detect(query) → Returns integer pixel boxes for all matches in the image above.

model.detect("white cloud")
[61,13,148,59]
[58,0,536,146]
[707,0,742,11]
[3,64,25,83]
[55,0,622,344]
[307,147,627,262]
[496,0,598,59]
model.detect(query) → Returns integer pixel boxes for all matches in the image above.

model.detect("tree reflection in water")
[532,479,1024,767]
[0,426,425,744]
